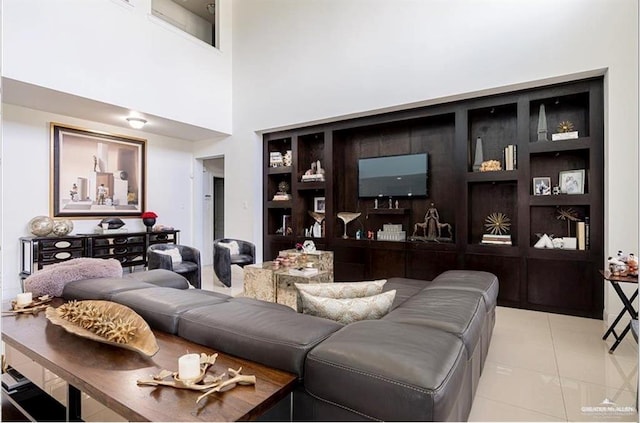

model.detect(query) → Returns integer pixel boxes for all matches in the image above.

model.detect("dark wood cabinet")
[263,78,604,318]
[20,230,180,278]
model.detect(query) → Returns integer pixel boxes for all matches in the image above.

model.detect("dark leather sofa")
[62,269,497,421]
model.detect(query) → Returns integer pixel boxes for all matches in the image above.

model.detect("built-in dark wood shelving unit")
[366,208,408,215]
[263,77,604,318]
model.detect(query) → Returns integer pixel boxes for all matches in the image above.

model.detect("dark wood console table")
[1,299,296,421]
[20,230,180,278]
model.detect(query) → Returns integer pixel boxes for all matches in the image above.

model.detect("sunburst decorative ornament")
[556,207,579,236]
[557,121,575,133]
[484,212,511,235]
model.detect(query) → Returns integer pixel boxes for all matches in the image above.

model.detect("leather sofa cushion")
[305,320,467,421]
[383,277,430,309]
[123,269,190,289]
[178,302,343,377]
[384,288,485,356]
[428,270,499,311]
[229,296,294,311]
[110,287,229,334]
[63,277,156,301]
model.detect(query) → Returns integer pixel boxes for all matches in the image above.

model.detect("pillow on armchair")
[154,247,183,264]
[217,241,240,256]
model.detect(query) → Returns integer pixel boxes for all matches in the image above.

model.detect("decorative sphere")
[51,219,74,236]
[28,216,54,237]
[278,181,290,194]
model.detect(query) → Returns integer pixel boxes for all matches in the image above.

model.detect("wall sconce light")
[126,117,147,129]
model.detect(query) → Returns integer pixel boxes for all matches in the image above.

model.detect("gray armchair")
[213,238,255,287]
[147,244,201,289]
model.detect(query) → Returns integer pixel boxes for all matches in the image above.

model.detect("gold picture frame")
[51,123,146,217]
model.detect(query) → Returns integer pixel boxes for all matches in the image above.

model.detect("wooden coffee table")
[1,299,296,421]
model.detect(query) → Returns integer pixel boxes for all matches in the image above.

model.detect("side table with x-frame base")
[601,270,638,353]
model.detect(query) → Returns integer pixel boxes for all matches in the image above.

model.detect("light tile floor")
[199,266,638,421]
[469,307,638,422]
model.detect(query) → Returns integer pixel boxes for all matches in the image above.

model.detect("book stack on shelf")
[301,173,325,182]
[272,193,291,201]
[481,234,512,245]
[552,131,579,141]
[503,144,517,170]
[270,152,284,167]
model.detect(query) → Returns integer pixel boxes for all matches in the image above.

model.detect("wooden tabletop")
[1,299,296,422]
[600,270,639,284]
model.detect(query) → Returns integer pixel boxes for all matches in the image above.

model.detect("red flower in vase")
[141,211,158,219]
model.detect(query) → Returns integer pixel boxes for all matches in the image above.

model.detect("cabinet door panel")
[406,251,458,281]
[464,254,520,305]
[369,248,405,279]
[526,258,594,313]
[333,244,367,281]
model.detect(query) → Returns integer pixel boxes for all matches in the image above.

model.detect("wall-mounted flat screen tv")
[358,153,428,198]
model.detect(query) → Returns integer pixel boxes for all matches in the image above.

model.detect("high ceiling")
[2,78,227,142]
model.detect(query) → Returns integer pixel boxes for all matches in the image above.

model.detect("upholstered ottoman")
[123,269,191,289]
[304,320,469,421]
[110,287,230,334]
[178,300,343,377]
[63,277,158,301]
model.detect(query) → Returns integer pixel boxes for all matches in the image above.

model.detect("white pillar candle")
[178,353,200,380]
[16,292,32,306]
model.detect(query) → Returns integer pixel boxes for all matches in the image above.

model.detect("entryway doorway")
[213,177,224,240]
[202,157,224,266]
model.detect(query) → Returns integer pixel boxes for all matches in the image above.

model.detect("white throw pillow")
[295,280,386,299]
[218,241,240,256]
[155,248,182,264]
[298,290,396,325]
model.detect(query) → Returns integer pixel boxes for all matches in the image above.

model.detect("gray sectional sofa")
[62,268,498,421]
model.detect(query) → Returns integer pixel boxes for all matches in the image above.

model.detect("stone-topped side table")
[244,250,334,310]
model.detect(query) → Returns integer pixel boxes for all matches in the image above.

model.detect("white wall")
[2,0,232,133]
[1,104,196,299]
[195,0,638,319]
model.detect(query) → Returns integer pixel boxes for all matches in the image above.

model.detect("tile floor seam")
[558,375,639,395]
[548,314,573,422]
[474,392,569,421]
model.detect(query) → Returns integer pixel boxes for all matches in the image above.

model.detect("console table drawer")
[149,232,178,244]
[40,249,85,263]
[38,238,84,251]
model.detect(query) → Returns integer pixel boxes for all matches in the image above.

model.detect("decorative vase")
[337,212,362,239]
[28,216,54,237]
[142,218,156,232]
[51,219,74,236]
[472,137,484,171]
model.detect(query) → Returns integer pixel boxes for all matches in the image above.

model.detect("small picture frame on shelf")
[532,177,552,196]
[559,169,585,194]
[313,197,326,213]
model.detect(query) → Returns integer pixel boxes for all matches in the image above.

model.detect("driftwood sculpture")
[136,353,256,404]
[3,295,53,316]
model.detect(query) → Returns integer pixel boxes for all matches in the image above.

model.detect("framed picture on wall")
[559,169,585,195]
[314,197,326,213]
[51,123,147,217]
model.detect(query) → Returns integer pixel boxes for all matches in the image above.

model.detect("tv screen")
[358,153,428,198]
